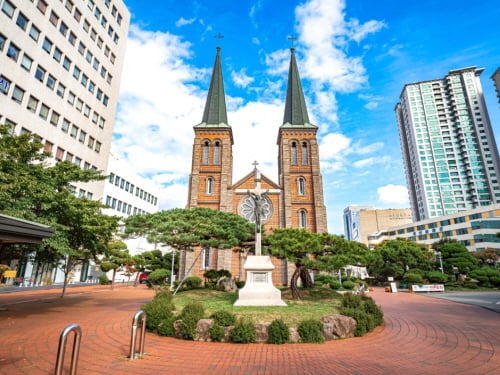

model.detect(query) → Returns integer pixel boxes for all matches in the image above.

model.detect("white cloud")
[231,69,255,88]
[377,184,409,205]
[175,17,196,27]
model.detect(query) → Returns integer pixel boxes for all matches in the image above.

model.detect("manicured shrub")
[184,276,202,289]
[210,310,236,326]
[157,315,177,336]
[209,322,225,342]
[147,268,170,286]
[426,271,448,284]
[235,280,245,289]
[315,274,335,285]
[329,279,341,290]
[141,292,176,333]
[98,274,109,285]
[230,318,256,343]
[268,319,290,344]
[297,319,324,343]
[180,302,205,340]
[341,280,355,290]
[340,294,383,337]
[403,272,423,283]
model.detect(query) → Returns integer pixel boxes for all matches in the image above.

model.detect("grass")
[171,287,343,326]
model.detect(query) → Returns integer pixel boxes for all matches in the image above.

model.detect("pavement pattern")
[0,285,498,375]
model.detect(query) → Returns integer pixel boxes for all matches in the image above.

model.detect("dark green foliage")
[314,274,335,286]
[469,267,500,287]
[217,269,232,278]
[329,279,341,289]
[209,323,225,342]
[98,274,109,285]
[340,294,383,337]
[463,281,479,289]
[180,302,205,340]
[426,271,448,283]
[235,280,245,288]
[158,316,177,336]
[402,271,423,283]
[297,319,324,343]
[184,276,202,289]
[268,319,290,344]
[210,310,236,326]
[141,292,176,333]
[147,268,170,286]
[230,318,256,343]
[342,280,355,290]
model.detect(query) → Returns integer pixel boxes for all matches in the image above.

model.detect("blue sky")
[113,0,500,234]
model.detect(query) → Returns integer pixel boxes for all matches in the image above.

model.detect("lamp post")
[170,249,175,289]
[436,251,444,273]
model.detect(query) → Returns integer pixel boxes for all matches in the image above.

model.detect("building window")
[11,85,25,104]
[29,25,40,41]
[0,33,6,51]
[0,75,10,94]
[49,11,59,26]
[297,177,306,196]
[213,141,220,164]
[302,142,309,165]
[206,177,214,195]
[1,0,15,18]
[73,7,81,22]
[70,125,78,138]
[42,38,53,54]
[56,83,65,98]
[202,141,209,164]
[59,22,68,37]
[49,111,60,126]
[27,96,39,112]
[78,130,86,143]
[299,209,307,229]
[67,91,75,105]
[46,74,56,90]
[35,65,45,82]
[16,12,29,30]
[44,141,53,154]
[20,54,33,71]
[61,118,70,133]
[56,147,64,161]
[36,0,48,15]
[68,32,76,46]
[39,103,49,120]
[202,247,211,270]
[62,56,71,71]
[7,43,20,61]
[53,47,62,62]
[291,142,298,165]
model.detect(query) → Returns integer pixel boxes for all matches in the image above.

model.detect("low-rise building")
[368,204,500,252]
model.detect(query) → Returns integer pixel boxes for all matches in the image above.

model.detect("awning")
[0,214,54,245]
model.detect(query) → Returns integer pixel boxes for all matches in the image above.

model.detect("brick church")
[179,45,328,286]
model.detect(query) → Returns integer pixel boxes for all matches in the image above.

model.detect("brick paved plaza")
[0,285,498,374]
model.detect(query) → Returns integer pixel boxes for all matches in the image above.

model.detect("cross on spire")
[215,32,224,47]
[252,160,259,169]
[288,35,297,48]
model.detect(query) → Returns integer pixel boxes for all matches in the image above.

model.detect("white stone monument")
[234,163,286,306]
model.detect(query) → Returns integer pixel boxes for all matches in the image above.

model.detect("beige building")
[0,0,130,199]
[344,206,413,246]
[368,204,500,252]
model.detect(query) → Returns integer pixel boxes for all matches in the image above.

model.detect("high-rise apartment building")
[343,205,412,246]
[492,67,500,104]
[396,67,500,221]
[0,0,130,199]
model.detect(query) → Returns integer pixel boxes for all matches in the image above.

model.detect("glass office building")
[396,67,500,221]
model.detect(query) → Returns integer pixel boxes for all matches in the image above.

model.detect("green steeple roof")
[282,48,316,129]
[195,46,229,128]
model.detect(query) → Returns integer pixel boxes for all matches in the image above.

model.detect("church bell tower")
[277,47,328,233]
[187,46,233,212]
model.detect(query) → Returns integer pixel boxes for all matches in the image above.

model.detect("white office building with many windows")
[396,67,500,222]
[0,0,130,199]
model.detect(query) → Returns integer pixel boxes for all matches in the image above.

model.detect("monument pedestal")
[234,255,286,306]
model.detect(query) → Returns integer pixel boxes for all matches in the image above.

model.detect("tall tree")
[99,240,131,289]
[432,238,478,274]
[265,228,322,299]
[1,125,120,296]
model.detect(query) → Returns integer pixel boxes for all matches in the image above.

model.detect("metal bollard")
[54,323,82,375]
[129,310,146,360]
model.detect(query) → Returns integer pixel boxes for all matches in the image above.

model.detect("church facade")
[180,46,328,285]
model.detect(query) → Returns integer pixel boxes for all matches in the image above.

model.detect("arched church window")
[291,141,298,165]
[297,177,306,196]
[206,176,214,195]
[202,246,211,270]
[302,141,309,165]
[299,209,307,229]
[202,140,210,165]
[213,141,220,165]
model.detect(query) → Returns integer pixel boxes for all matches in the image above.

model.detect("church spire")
[282,47,315,128]
[198,45,229,127]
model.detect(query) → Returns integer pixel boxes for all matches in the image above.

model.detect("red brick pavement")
[0,285,498,375]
